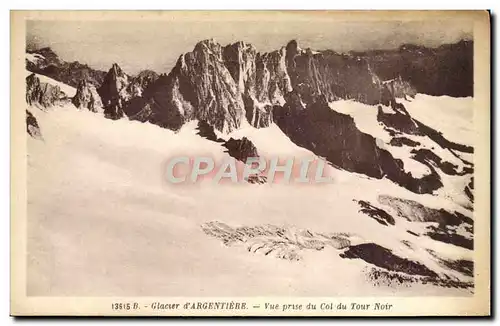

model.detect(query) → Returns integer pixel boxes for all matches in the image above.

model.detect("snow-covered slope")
[401,94,475,147]
[27,94,474,296]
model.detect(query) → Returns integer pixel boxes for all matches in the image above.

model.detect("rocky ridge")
[26,39,474,197]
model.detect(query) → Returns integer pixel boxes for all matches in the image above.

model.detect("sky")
[26,14,473,75]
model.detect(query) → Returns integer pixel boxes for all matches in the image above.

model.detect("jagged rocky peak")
[72,79,103,113]
[26,73,69,108]
[104,63,128,83]
[286,39,299,55]
[221,40,292,128]
[254,46,293,105]
[180,38,245,132]
[124,38,246,133]
[193,38,223,57]
[98,63,131,120]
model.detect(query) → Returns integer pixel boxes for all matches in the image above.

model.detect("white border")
[3,2,498,325]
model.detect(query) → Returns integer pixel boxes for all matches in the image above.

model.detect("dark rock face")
[26,73,69,108]
[222,137,259,163]
[273,93,387,177]
[27,47,106,88]
[340,243,438,277]
[72,80,103,113]
[377,104,421,136]
[389,137,420,147]
[124,73,189,130]
[26,110,42,139]
[195,121,265,184]
[355,40,473,97]
[272,93,443,194]
[356,200,395,226]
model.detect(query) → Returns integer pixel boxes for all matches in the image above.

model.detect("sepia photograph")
[10,10,491,316]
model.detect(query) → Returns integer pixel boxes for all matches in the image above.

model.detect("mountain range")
[26,38,473,194]
[25,38,476,294]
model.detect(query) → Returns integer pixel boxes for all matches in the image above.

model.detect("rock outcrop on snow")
[222,137,259,163]
[201,221,351,261]
[340,243,438,277]
[72,80,103,113]
[26,110,42,140]
[355,200,395,226]
[26,73,70,108]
